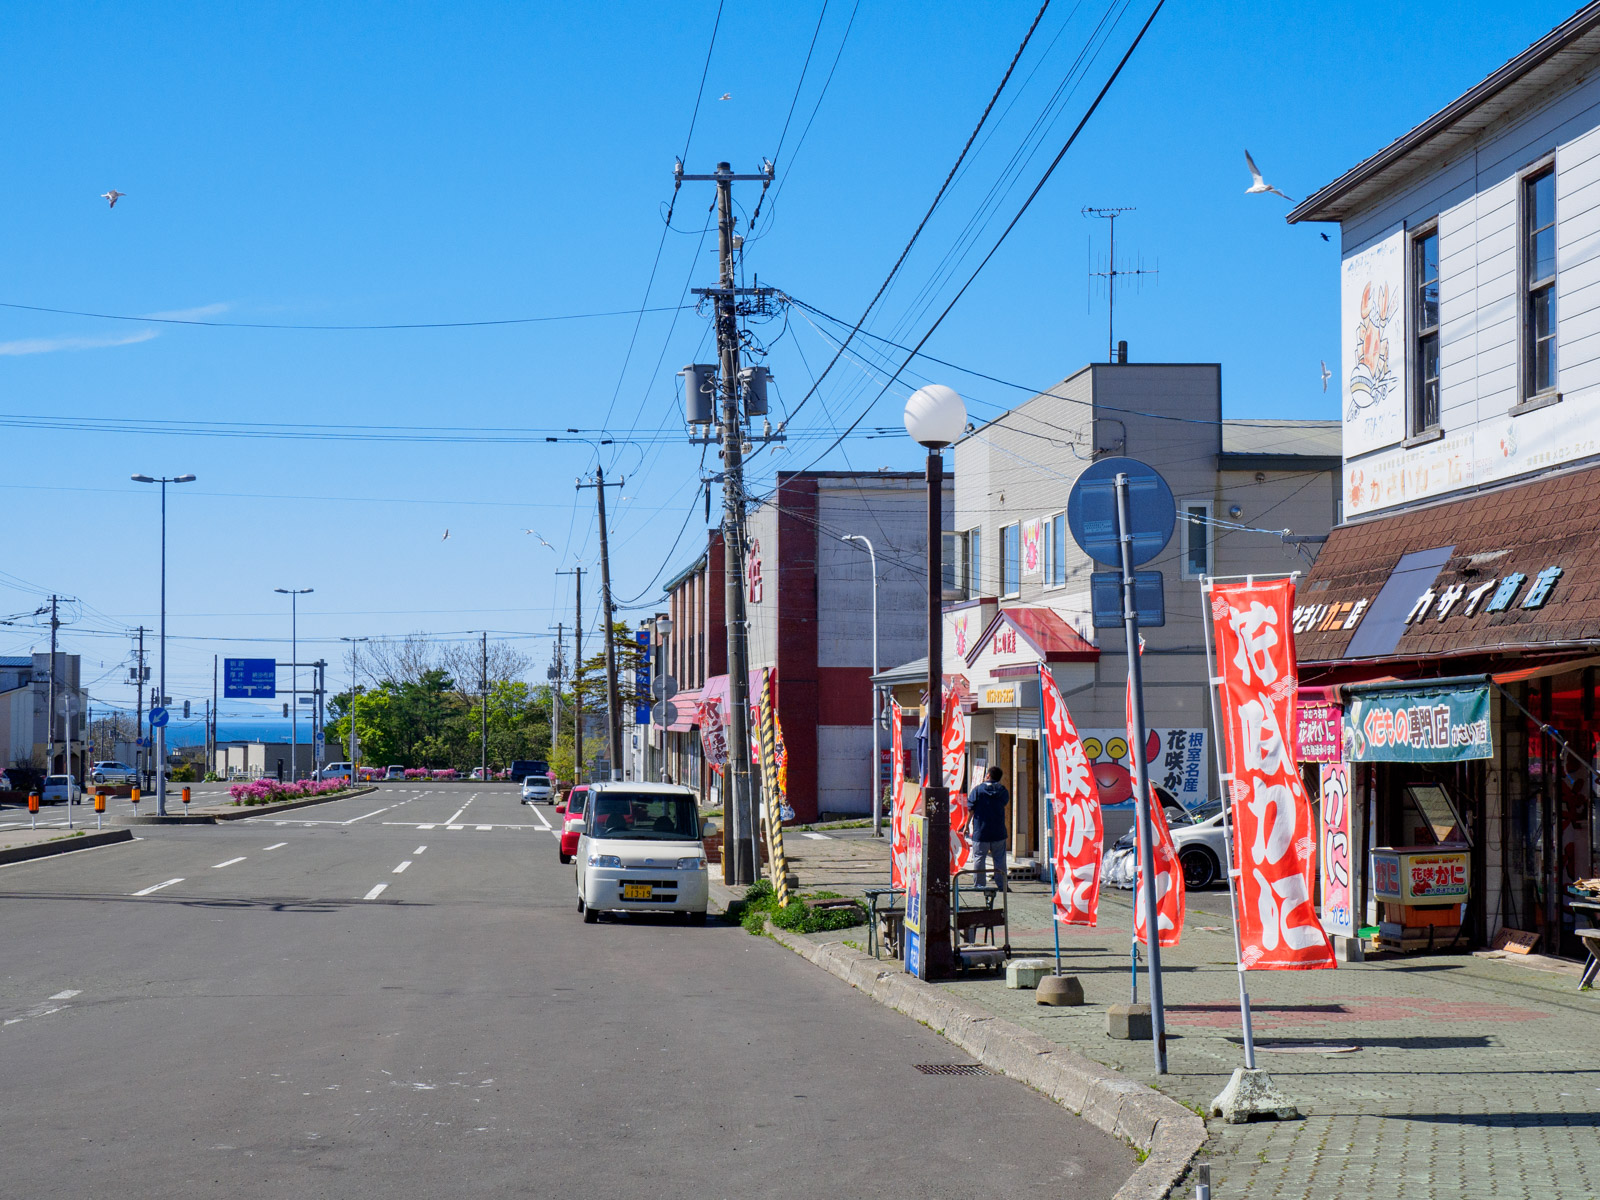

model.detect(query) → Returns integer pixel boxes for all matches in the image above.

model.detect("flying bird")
[1320,360,1332,392]
[718,92,732,101]
[442,529,450,541]
[1320,232,1331,242]
[100,190,126,208]
[1243,150,1294,201]
[524,530,555,550]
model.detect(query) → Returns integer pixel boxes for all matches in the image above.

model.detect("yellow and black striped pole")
[757,668,791,907]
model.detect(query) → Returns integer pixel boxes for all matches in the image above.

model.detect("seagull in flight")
[524,530,555,550]
[1320,360,1332,392]
[1320,231,1331,241]
[1243,150,1294,201]
[718,92,732,101]
[100,190,126,208]
[441,529,450,541]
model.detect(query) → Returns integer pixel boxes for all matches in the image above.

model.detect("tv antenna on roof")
[1083,206,1158,364]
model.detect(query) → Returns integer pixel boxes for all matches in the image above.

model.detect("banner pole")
[1040,664,1062,975]
[1199,577,1257,1071]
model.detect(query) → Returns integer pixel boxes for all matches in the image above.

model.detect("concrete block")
[1208,1066,1300,1123]
[1036,975,1085,1006]
[1107,1002,1152,1040]
[1006,958,1053,989]
[1333,934,1366,963]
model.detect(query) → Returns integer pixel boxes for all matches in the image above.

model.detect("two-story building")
[1288,3,1600,957]
[0,653,87,777]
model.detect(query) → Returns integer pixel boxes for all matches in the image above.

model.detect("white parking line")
[132,878,184,897]
[342,806,391,825]
[444,804,470,825]
[475,824,492,831]
[800,832,831,840]
[530,807,552,830]
[414,845,427,854]
[49,990,81,1001]
[417,824,436,830]
[212,856,247,869]
[447,825,464,831]
[393,860,411,874]
[264,842,287,851]
[363,884,388,900]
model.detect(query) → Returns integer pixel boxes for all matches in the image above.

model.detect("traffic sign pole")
[1118,471,1168,1076]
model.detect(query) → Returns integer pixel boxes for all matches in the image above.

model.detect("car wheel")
[576,894,584,912]
[559,852,572,865]
[1179,846,1218,889]
[583,905,599,924]
[93,775,104,784]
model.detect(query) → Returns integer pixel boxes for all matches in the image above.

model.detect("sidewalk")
[0,823,133,864]
[768,831,1600,1199]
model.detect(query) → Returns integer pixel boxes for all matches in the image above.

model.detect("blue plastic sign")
[224,658,277,699]
[1066,456,1176,568]
[148,706,170,729]
[635,630,651,726]
[1090,570,1165,627]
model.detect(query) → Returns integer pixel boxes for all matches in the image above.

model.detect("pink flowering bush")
[431,768,459,780]
[229,778,352,806]
[404,768,428,780]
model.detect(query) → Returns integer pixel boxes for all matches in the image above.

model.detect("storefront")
[1296,464,1600,957]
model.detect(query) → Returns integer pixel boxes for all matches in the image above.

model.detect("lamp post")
[341,636,369,780]
[654,614,673,782]
[275,588,313,779]
[132,472,196,815]
[903,384,965,981]
[841,535,882,837]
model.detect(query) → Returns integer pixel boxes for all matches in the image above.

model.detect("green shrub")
[736,878,867,935]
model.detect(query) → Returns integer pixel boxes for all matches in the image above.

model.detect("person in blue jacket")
[967,766,1010,892]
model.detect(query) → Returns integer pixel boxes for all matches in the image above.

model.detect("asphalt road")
[0,784,1133,1199]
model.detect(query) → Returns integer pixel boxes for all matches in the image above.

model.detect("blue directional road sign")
[1090,570,1165,627]
[224,657,277,699]
[1066,456,1176,567]
[148,706,170,729]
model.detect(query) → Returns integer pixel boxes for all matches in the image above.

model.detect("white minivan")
[575,782,708,924]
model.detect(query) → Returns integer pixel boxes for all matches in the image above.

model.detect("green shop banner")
[1344,686,1493,763]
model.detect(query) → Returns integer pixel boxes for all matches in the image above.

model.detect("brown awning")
[1294,463,1600,667]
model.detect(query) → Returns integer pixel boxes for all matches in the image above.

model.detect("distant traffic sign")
[652,700,679,727]
[148,706,170,729]
[224,658,277,699]
[1066,456,1175,567]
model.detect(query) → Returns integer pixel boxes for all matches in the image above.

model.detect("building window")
[1043,512,1066,587]
[1181,502,1211,578]
[942,531,970,598]
[1413,226,1440,431]
[1000,523,1020,596]
[1525,166,1557,397]
[969,527,982,595]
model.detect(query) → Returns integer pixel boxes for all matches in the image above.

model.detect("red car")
[558,785,589,864]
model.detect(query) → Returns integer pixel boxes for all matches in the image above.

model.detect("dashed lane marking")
[476,824,493,831]
[414,845,427,854]
[447,825,464,831]
[393,861,411,874]
[264,842,287,851]
[800,832,832,840]
[418,824,436,830]
[363,884,388,900]
[49,990,81,1001]
[530,807,553,830]
[212,857,247,869]
[132,878,184,897]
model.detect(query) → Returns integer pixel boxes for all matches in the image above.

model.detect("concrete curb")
[0,828,135,866]
[114,785,379,825]
[759,921,1206,1200]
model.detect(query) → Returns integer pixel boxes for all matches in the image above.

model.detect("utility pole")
[481,631,489,783]
[134,627,147,785]
[676,158,775,885]
[46,596,60,774]
[550,622,563,763]
[211,655,218,777]
[556,568,584,780]
[577,467,624,779]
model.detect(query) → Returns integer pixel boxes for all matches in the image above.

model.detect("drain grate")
[914,1063,993,1076]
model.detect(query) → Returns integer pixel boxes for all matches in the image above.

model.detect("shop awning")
[1294,462,1600,668]
[663,686,702,732]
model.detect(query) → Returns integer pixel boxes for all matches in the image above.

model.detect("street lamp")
[904,383,965,981]
[340,636,369,780]
[133,472,196,815]
[275,588,313,779]
[653,614,673,782]
[840,535,881,837]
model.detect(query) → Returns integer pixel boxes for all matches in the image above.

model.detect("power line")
[0,299,692,331]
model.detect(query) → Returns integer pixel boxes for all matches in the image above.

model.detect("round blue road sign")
[1066,456,1176,567]
[148,706,170,729]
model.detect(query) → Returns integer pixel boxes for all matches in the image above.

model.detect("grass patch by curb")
[730,879,868,936]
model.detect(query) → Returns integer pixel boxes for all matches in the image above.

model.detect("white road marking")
[414,845,427,854]
[530,807,552,831]
[212,856,247,868]
[342,806,391,825]
[264,842,287,851]
[132,878,184,897]
[800,832,832,840]
[476,824,492,831]
[444,804,470,825]
[417,824,436,830]
[363,884,388,900]
[447,825,464,831]
[393,861,411,874]
[49,990,81,1001]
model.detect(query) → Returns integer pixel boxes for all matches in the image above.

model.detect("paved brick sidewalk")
[781,831,1600,1199]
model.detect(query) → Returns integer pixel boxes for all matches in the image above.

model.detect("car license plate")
[622,883,653,901]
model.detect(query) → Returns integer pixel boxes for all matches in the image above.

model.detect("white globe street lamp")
[903,384,968,448]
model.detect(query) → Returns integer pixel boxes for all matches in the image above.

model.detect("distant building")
[0,653,88,778]
[214,741,323,781]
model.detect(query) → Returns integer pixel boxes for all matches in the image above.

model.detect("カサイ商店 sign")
[1293,564,1563,637]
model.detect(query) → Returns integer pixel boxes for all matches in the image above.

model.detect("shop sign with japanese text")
[1344,686,1492,763]
[1371,848,1469,904]
[1296,700,1342,763]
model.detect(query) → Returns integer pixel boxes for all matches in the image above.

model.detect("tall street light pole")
[841,535,882,837]
[133,472,195,816]
[903,384,965,982]
[341,636,369,778]
[275,588,313,779]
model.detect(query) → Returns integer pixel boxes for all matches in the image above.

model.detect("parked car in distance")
[0,770,10,790]
[559,785,589,864]
[1167,799,1228,889]
[509,759,549,784]
[318,762,354,781]
[41,775,81,805]
[91,760,138,785]
[575,782,708,924]
[521,774,553,804]
[384,766,405,781]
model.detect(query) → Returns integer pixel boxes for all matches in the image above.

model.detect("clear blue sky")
[0,0,1578,724]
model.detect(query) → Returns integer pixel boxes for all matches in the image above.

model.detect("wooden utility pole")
[578,470,624,778]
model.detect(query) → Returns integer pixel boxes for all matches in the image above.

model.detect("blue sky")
[0,0,1579,723]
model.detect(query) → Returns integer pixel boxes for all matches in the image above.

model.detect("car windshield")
[587,792,699,840]
[46,776,70,785]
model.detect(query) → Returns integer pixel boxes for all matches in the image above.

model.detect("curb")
[0,828,135,867]
[114,786,379,825]
[757,918,1206,1200]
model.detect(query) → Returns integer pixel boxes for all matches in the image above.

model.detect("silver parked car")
[91,760,138,785]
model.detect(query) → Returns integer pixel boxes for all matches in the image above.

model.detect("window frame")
[968,527,982,596]
[1042,511,1067,589]
[1179,501,1212,580]
[999,523,1021,598]
[1521,159,1558,402]
[1410,220,1441,435]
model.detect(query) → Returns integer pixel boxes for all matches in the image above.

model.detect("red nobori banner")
[1040,669,1101,926]
[1211,580,1337,970]
[890,699,915,890]
[942,688,971,875]
[1126,645,1184,947]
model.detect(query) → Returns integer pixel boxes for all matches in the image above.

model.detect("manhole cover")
[914,1063,992,1075]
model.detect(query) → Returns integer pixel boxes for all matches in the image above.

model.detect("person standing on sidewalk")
[968,766,1009,892]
